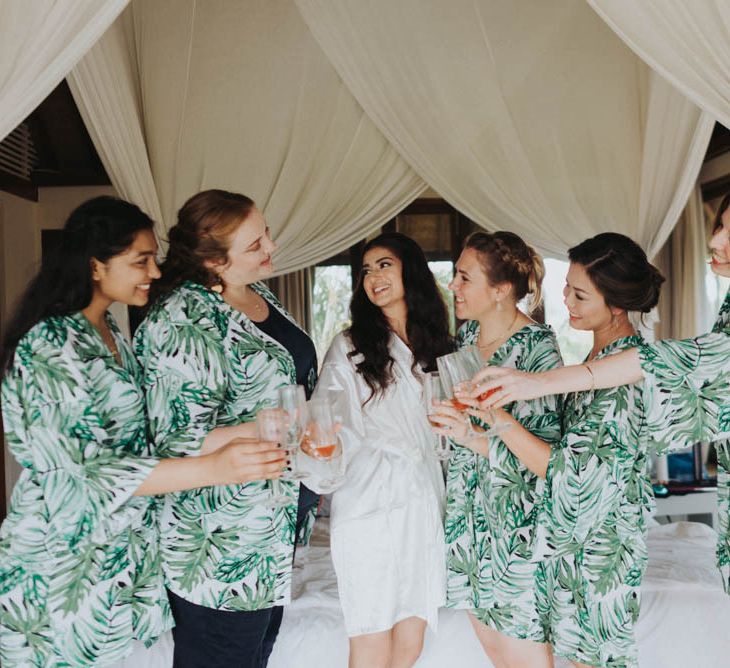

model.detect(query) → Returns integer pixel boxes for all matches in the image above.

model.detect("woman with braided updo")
[429,231,563,668]
[458,233,669,667]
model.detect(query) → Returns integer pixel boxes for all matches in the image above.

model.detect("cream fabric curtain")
[68,0,425,273]
[0,0,128,142]
[67,9,164,228]
[588,0,730,131]
[267,269,314,334]
[655,185,711,340]
[295,0,712,259]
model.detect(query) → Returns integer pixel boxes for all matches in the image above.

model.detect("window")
[311,265,353,365]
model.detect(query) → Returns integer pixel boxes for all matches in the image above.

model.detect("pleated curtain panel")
[5,0,729,268]
[588,0,730,133]
[0,0,128,142]
[68,0,426,274]
[655,186,713,341]
[295,0,713,260]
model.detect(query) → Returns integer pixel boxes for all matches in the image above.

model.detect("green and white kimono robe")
[536,335,653,668]
[445,322,563,642]
[637,290,730,591]
[134,281,314,612]
[0,313,170,667]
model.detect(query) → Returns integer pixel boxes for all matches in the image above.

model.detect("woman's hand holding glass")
[423,371,453,460]
[436,348,510,437]
[466,366,548,408]
[210,437,288,485]
[300,398,345,493]
[277,384,310,481]
[257,408,296,508]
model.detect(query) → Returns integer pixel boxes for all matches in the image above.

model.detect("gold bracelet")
[583,362,596,391]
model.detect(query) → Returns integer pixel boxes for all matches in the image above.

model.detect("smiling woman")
[134,189,320,668]
[0,197,287,668]
[313,232,454,668]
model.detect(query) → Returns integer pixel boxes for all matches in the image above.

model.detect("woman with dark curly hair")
[312,232,454,668]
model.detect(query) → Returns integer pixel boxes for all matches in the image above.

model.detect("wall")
[1,185,116,508]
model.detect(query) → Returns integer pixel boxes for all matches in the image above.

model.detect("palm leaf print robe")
[0,314,170,667]
[445,322,562,642]
[638,290,730,591]
[134,281,313,611]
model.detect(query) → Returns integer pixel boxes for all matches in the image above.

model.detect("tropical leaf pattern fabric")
[134,281,312,611]
[713,292,730,593]
[639,290,730,593]
[0,313,171,667]
[444,322,562,642]
[535,335,649,668]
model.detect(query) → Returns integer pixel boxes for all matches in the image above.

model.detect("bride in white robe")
[312,233,454,668]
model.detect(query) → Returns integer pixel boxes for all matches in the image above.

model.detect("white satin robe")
[313,332,446,637]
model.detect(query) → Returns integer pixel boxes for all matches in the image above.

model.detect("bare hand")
[429,401,474,444]
[468,367,548,408]
[213,437,287,484]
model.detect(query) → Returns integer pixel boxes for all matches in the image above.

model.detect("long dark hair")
[150,189,255,302]
[347,232,454,399]
[712,191,730,235]
[568,233,664,312]
[0,196,155,373]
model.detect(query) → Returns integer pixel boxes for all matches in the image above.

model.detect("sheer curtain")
[655,185,711,340]
[68,0,425,273]
[67,9,163,228]
[295,0,712,258]
[0,0,128,141]
[588,0,730,130]
[267,269,314,334]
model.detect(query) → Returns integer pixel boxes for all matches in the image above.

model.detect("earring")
[211,278,224,293]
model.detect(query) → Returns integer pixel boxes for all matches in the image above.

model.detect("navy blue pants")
[169,591,282,668]
[168,486,319,668]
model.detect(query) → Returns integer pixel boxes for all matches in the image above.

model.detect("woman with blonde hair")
[430,231,562,668]
[476,198,730,599]
[461,233,666,667]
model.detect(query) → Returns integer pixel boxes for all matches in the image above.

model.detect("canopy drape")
[588,0,730,132]
[295,0,713,259]
[655,185,712,340]
[68,0,425,274]
[0,0,128,142]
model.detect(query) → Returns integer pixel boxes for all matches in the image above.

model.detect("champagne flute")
[257,408,293,508]
[437,348,509,437]
[301,398,344,493]
[277,384,309,480]
[436,349,482,409]
[423,371,451,461]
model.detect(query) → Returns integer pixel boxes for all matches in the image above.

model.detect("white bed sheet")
[114,521,730,667]
[269,520,730,668]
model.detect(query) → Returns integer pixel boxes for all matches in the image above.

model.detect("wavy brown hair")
[347,233,455,400]
[150,189,255,302]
